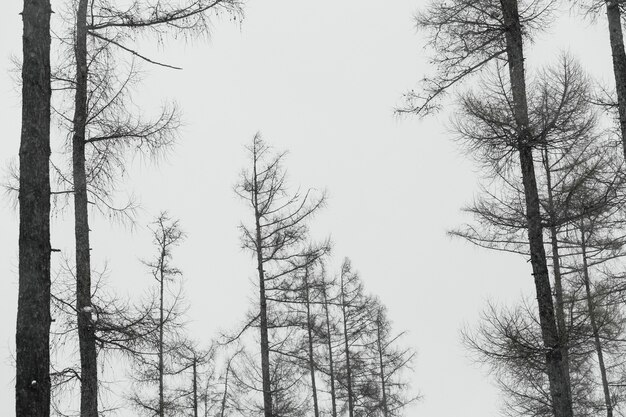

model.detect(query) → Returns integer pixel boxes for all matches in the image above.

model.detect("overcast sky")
[0,1,617,416]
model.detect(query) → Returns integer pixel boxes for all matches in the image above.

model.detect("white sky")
[0,1,617,416]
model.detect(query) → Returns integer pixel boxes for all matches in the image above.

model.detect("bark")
[16,0,52,415]
[606,0,626,158]
[580,225,613,417]
[376,314,389,417]
[72,0,99,415]
[252,150,273,417]
[340,274,354,417]
[321,285,338,417]
[303,268,320,417]
[499,1,573,416]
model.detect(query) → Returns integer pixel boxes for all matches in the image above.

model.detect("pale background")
[0,1,614,416]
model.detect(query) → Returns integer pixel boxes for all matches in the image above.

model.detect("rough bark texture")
[499,1,573,416]
[16,0,52,415]
[606,0,626,158]
[72,0,99,414]
[253,155,273,417]
[580,227,613,417]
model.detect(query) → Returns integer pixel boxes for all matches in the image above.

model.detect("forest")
[7,0,626,416]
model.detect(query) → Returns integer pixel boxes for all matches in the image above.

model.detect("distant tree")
[174,344,217,417]
[371,302,418,417]
[16,0,53,414]
[235,133,328,417]
[336,259,373,417]
[319,272,340,417]
[130,213,191,417]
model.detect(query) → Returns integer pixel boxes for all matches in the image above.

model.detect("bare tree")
[53,1,243,414]
[130,213,192,417]
[371,302,419,417]
[16,0,53,415]
[235,133,328,417]
[400,2,580,413]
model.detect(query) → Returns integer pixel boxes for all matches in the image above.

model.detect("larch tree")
[400,1,573,414]
[16,0,53,415]
[450,54,626,415]
[55,1,242,415]
[370,301,418,417]
[130,213,191,417]
[235,133,328,417]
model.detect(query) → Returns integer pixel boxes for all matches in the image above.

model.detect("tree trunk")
[193,358,199,417]
[340,274,354,417]
[543,149,572,394]
[580,225,613,417]
[159,244,165,417]
[16,0,52,415]
[252,149,273,417]
[322,285,338,417]
[376,313,389,417]
[606,0,626,158]
[72,0,98,415]
[304,268,320,417]
[499,1,573,416]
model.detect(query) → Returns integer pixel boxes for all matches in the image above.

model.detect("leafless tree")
[130,213,193,417]
[370,302,419,417]
[235,133,328,417]
[49,1,243,414]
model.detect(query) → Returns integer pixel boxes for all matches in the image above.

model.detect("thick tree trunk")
[580,226,613,417]
[72,0,98,415]
[499,1,573,416]
[304,269,320,417]
[543,149,571,393]
[16,0,52,415]
[322,285,338,417]
[376,315,389,417]
[340,274,354,417]
[606,0,626,158]
[253,153,273,417]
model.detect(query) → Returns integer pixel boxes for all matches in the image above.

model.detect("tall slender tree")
[61,1,241,414]
[235,133,328,417]
[130,213,190,417]
[401,2,573,414]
